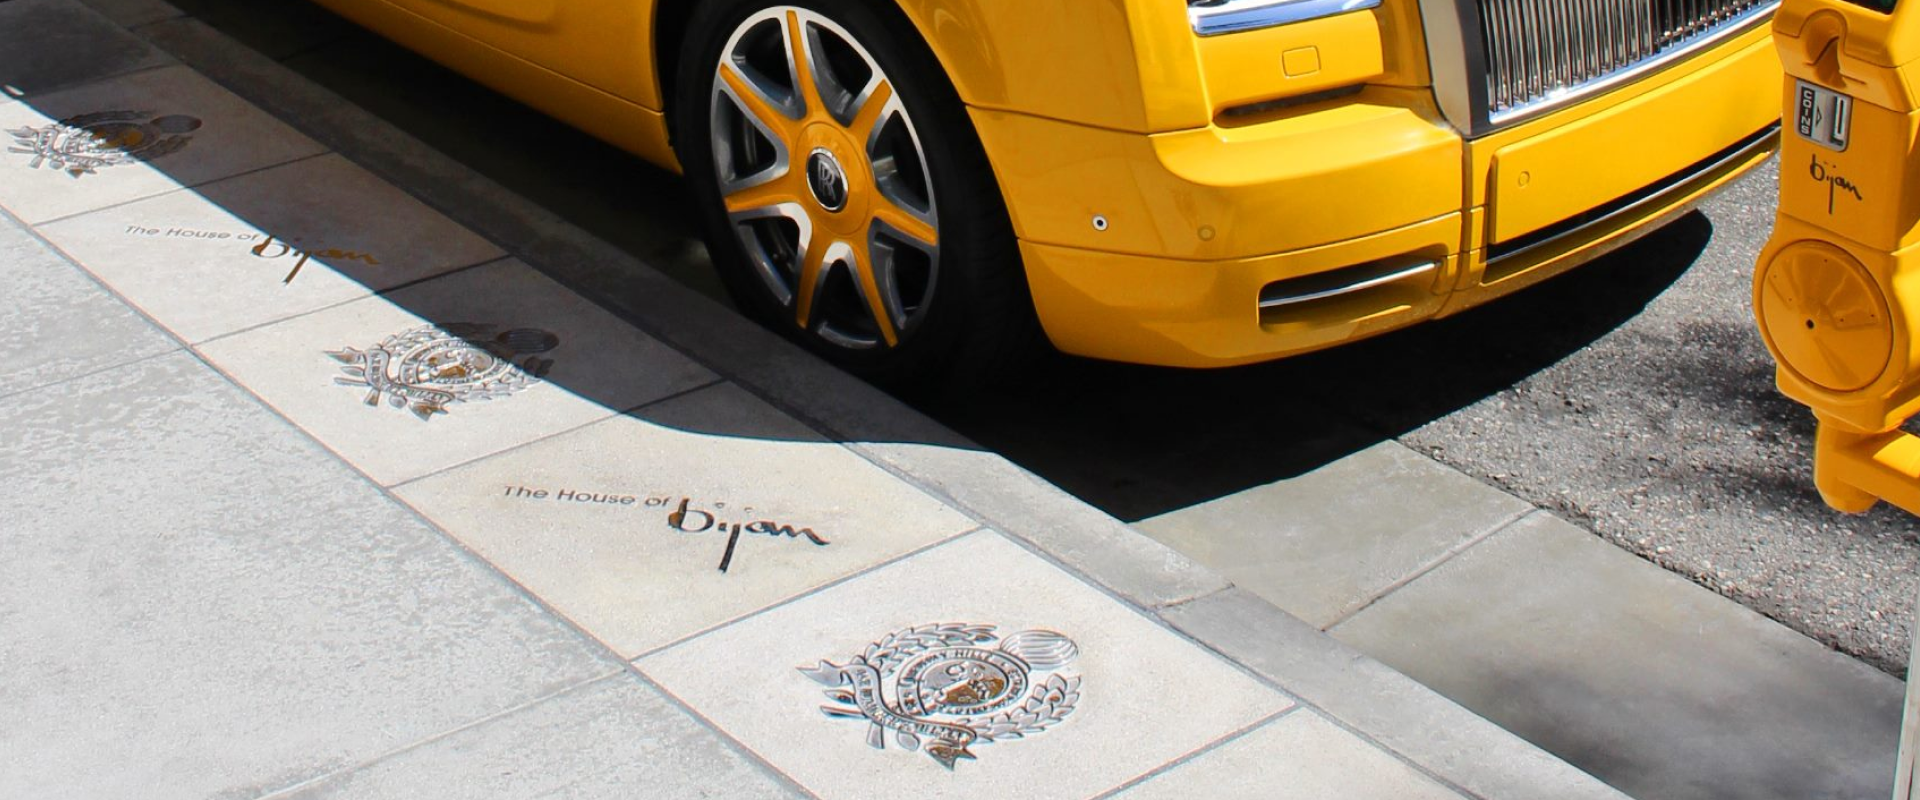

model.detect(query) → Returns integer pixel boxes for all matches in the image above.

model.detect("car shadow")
[930,216,1712,521]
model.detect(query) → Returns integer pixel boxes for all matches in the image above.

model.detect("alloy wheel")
[708,7,941,350]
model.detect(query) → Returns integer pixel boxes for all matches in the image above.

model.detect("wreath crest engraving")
[7,111,202,177]
[800,623,1081,769]
[327,323,558,420]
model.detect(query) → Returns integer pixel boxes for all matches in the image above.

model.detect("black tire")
[672,0,1042,392]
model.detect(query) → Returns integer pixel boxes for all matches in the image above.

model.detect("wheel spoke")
[847,80,894,144]
[724,173,804,214]
[786,11,824,121]
[850,237,901,347]
[873,197,938,248]
[730,202,812,308]
[722,67,799,145]
[864,228,919,338]
[793,233,831,327]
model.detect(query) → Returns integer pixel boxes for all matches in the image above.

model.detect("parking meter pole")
[1756,4,1920,798]
[1902,599,1920,800]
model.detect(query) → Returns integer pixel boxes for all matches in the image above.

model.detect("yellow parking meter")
[1758,4,1920,798]
[1757,0,1920,517]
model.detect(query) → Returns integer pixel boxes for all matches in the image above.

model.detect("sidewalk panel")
[1138,441,1531,627]
[72,0,183,28]
[0,0,172,101]
[393,382,980,658]
[0,212,176,397]
[639,531,1292,800]
[0,351,616,800]
[197,258,716,485]
[38,152,504,342]
[0,64,325,223]
[278,674,800,799]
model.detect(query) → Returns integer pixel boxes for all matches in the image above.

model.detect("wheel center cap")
[806,148,850,213]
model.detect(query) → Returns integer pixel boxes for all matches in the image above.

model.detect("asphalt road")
[171,0,1919,674]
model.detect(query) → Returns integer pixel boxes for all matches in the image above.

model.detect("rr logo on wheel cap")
[807,148,849,213]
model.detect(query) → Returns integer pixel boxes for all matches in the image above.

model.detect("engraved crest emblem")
[327,324,558,420]
[7,111,202,177]
[800,623,1080,769]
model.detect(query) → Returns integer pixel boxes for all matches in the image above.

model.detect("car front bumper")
[976,25,1783,368]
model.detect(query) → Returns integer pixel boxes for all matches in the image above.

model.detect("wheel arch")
[647,0,1185,133]
[649,0,1028,259]
[649,0,697,128]
[649,0,998,138]
[648,0,1202,243]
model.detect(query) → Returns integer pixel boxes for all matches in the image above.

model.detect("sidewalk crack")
[1322,507,1541,631]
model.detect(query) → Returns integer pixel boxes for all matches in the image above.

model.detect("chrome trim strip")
[1416,0,1482,137]
[1259,261,1439,310]
[1486,124,1779,267]
[1486,2,1780,127]
[1188,0,1381,36]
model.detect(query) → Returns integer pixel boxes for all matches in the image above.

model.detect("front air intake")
[1419,0,1777,136]
[1476,0,1776,122]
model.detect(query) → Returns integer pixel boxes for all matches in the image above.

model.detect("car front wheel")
[674,0,1038,389]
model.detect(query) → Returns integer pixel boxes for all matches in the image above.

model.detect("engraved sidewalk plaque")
[328,323,557,420]
[800,623,1081,769]
[7,111,201,176]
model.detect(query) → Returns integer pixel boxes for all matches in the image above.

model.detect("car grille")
[1476,0,1777,121]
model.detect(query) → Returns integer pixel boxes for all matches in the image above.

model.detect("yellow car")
[306,0,1784,382]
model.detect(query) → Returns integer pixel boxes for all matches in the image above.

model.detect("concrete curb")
[110,8,1629,798]
[1162,588,1632,800]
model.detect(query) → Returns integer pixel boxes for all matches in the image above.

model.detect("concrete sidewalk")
[0,1,1629,798]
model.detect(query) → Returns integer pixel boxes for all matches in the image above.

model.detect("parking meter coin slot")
[1796,79,1854,150]
[1778,90,1920,251]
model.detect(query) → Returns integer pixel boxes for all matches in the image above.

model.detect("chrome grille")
[1477,0,1776,121]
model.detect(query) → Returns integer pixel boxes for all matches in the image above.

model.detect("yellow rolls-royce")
[304,0,1784,382]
